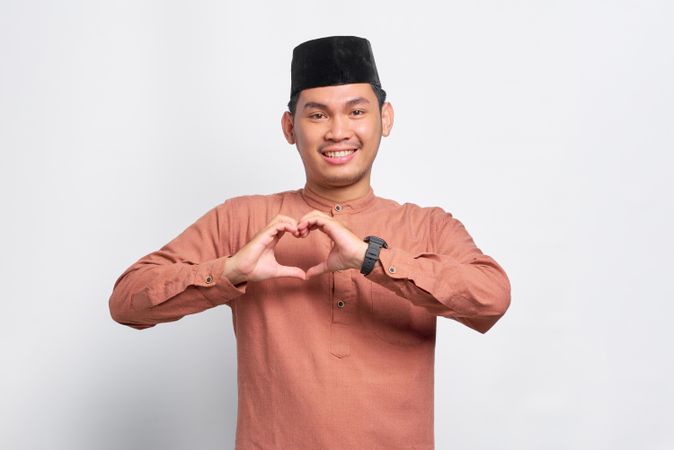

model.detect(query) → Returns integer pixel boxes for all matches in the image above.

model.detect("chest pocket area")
[369,282,436,346]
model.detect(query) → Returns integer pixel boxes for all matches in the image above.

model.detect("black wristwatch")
[360,236,388,276]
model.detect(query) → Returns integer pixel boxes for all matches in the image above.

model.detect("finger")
[297,215,326,230]
[306,261,330,279]
[274,229,286,243]
[255,218,290,241]
[293,225,309,238]
[298,210,330,226]
[278,217,302,238]
[262,222,298,246]
[275,264,307,280]
[274,222,298,239]
[290,224,302,237]
[281,215,299,227]
[270,214,298,228]
[298,217,334,238]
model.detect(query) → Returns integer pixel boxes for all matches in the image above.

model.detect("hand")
[296,210,369,279]
[226,215,306,283]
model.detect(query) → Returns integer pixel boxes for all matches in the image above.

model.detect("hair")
[287,83,387,116]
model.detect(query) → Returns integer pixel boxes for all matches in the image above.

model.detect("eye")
[351,109,366,116]
[308,112,326,120]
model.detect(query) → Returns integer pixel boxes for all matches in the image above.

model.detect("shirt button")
[205,275,214,284]
[336,300,345,308]
[334,204,343,212]
[388,266,397,274]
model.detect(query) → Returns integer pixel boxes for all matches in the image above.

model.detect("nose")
[324,114,353,141]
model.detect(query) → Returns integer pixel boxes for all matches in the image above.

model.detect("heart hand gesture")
[224,210,369,284]
[226,215,307,284]
[296,210,369,279]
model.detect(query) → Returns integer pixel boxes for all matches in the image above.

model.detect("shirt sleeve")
[365,208,511,334]
[108,200,247,330]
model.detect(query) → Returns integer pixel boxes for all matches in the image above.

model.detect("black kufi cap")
[290,36,383,98]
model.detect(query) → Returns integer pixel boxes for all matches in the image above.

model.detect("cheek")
[293,133,310,156]
[294,131,322,165]
[353,120,380,141]
[294,126,322,149]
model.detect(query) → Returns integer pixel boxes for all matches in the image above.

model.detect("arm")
[109,203,308,330]
[108,201,247,330]
[365,208,511,334]
[296,208,511,333]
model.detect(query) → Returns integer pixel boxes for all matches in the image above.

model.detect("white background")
[1,1,673,449]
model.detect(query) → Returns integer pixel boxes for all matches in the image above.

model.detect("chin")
[321,172,366,187]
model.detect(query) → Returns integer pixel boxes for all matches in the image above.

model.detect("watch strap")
[360,236,388,275]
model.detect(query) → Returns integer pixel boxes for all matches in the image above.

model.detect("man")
[109,36,511,449]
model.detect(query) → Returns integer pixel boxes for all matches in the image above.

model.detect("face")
[281,83,394,196]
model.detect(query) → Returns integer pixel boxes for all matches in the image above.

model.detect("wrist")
[222,256,247,286]
[359,236,388,275]
[353,241,369,269]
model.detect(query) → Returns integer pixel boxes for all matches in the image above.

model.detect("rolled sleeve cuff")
[192,256,247,305]
[139,256,247,308]
[365,247,414,284]
[365,247,460,298]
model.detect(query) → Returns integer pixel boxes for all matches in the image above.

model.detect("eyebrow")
[302,97,371,111]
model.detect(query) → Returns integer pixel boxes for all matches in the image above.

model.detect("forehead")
[297,83,376,107]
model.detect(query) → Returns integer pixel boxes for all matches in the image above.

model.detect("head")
[281,36,394,197]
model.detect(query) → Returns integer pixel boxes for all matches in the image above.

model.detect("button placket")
[329,266,355,359]
[331,270,354,325]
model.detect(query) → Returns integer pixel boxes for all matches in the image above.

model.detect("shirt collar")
[299,184,377,214]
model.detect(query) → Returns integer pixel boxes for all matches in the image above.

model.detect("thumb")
[275,264,307,280]
[305,261,329,279]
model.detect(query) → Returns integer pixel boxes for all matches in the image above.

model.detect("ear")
[281,111,296,144]
[381,102,394,137]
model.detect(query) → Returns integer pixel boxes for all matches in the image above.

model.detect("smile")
[321,149,358,165]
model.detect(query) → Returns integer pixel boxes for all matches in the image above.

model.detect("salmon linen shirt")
[109,185,511,450]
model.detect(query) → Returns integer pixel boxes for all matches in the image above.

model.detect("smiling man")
[109,36,511,449]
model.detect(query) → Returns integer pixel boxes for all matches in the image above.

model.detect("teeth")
[324,150,355,158]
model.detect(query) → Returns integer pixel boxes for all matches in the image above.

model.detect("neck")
[305,177,371,203]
